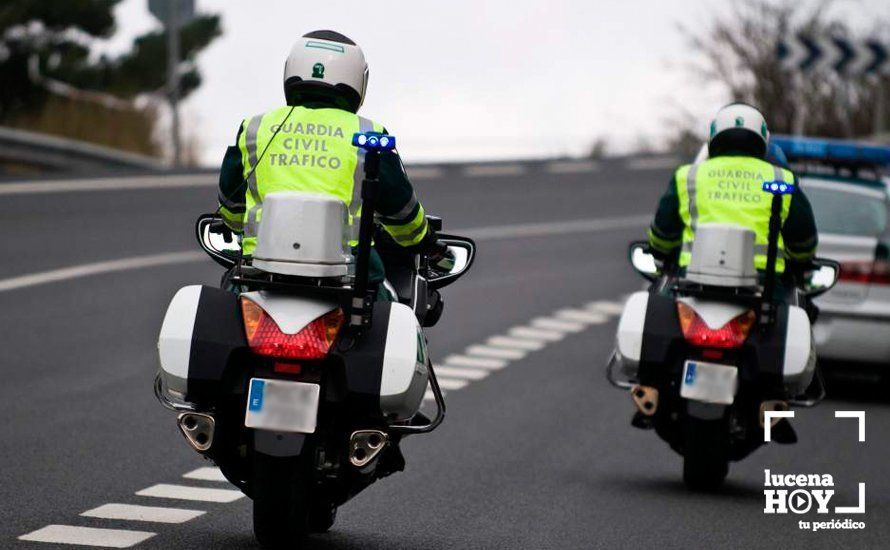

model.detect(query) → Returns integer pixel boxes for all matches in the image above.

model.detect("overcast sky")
[105,0,884,166]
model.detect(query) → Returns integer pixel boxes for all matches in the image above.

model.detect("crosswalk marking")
[19,525,156,548]
[465,345,527,360]
[81,503,205,524]
[136,484,244,503]
[182,467,228,482]
[487,335,547,351]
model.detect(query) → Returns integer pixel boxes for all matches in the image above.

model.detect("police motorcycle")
[153,133,475,548]
[606,179,839,490]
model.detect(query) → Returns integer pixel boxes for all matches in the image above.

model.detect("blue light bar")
[762,180,794,195]
[772,135,890,167]
[352,132,396,152]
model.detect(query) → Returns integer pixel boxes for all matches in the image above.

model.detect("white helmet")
[283,30,369,112]
[708,103,769,158]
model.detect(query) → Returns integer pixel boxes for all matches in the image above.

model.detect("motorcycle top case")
[158,285,247,405]
[332,301,429,422]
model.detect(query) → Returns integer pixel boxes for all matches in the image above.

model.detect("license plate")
[244,378,320,433]
[680,360,738,405]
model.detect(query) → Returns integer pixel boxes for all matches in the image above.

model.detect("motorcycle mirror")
[629,242,659,281]
[803,259,840,298]
[196,214,241,269]
[428,237,476,290]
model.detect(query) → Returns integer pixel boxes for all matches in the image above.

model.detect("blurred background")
[0,0,887,173]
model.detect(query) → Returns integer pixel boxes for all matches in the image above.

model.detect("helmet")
[283,30,369,113]
[708,103,769,158]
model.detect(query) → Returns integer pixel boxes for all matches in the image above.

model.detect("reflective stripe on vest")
[237,106,383,255]
[676,157,794,273]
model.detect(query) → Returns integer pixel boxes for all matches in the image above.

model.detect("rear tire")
[682,418,729,491]
[252,454,309,549]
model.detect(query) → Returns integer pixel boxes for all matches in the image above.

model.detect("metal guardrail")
[0,126,165,173]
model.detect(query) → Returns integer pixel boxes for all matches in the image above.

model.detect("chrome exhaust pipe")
[630,385,659,416]
[349,430,389,468]
[177,412,215,452]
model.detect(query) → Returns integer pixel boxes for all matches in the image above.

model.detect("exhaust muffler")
[630,385,659,416]
[349,430,389,468]
[177,412,215,452]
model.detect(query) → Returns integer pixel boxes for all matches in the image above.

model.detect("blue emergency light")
[772,135,890,167]
[352,132,396,152]
[762,180,794,195]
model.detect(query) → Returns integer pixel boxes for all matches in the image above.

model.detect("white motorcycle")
[154,133,475,548]
[607,181,839,490]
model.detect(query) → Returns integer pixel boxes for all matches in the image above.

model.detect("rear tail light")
[241,298,344,360]
[838,260,890,285]
[676,302,755,349]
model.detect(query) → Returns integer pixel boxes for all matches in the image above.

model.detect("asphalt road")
[1,158,887,549]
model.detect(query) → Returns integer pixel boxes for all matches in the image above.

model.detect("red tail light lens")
[839,260,890,285]
[241,298,344,360]
[676,302,756,349]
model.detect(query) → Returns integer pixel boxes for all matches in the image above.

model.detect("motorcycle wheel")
[682,418,729,491]
[252,454,310,549]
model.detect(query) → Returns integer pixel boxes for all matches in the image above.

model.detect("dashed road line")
[544,160,600,174]
[19,525,156,548]
[625,156,680,171]
[465,345,527,360]
[531,317,586,333]
[435,377,470,390]
[182,467,228,482]
[487,336,546,351]
[81,503,205,524]
[424,297,627,403]
[462,164,527,177]
[135,484,244,503]
[407,166,445,180]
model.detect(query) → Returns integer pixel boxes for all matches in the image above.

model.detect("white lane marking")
[465,344,527,360]
[508,326,565,342]
[19,525,155,548]
[531,317,585,333]
[587,300,626,315]
[442,354,508,370]
[544,160,600,174]
[555,308,609,324]
[136,484,244,503]
[0,251,205,293]
[0,174,217,196]
[435,377,469,390]
[487,335,547,351]
[463,164,527,177]
[434,366,490,381]
[423,389,435,401]
[463,214,649,241]
[0,214,646,292]
[183,467,228,482]
[407,167,444,180]
[625,156,680,171]
[81,503,205,524]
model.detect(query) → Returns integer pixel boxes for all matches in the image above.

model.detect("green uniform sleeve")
[375,148,433,248]
[218,124,246,233]
[782,187,818,263]
[648,175,684,255]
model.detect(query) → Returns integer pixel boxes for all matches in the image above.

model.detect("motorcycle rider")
[215,30,439,298]
[647,103,818,294]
